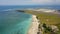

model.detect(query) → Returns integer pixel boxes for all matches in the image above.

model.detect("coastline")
[27,15,39,34]
[26,9,60,34]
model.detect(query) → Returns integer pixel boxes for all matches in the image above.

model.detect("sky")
[0,0,59,5]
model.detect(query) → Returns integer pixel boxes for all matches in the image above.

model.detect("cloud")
[31,0,56,5]
[0,0,59,5]
[56,0,60,5]
[0,0,33,5]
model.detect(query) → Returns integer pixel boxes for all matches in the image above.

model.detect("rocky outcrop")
[16,10,25,12]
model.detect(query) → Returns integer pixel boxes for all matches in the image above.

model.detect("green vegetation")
[25,10,60,25]
[25,10,60,34]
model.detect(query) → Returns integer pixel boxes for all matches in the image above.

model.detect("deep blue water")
[0,5,60,11]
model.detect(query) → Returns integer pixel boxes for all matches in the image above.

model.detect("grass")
[25,10,60,25]
[25,10,60,34]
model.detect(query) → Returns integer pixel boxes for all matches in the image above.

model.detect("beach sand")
[27,15,39,34]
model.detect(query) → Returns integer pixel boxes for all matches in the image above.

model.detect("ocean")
[0,5,60,34]
[0,5,60,11]
[0,10,32,34]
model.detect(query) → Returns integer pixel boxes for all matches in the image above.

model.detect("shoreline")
[27,15,39,34]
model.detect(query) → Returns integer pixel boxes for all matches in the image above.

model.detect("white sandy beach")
[28,15,39,34]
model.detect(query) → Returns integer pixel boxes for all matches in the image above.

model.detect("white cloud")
[0,0,59,5]
[56,0,60,5]
[31,0,56,5]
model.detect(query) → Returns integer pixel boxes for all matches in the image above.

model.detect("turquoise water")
[0,10,32,34]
